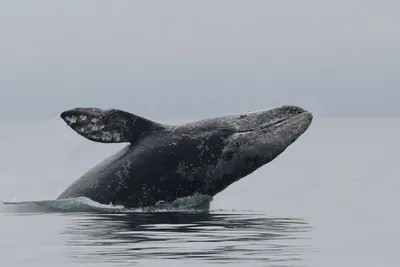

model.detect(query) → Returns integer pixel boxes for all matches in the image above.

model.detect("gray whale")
[57,105,313,208]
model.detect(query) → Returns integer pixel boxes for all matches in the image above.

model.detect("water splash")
[0,193,213,214]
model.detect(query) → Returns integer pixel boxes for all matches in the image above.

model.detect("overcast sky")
[0,1,399,121]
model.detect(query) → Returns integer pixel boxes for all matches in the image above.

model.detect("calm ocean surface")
[0,117,399,266]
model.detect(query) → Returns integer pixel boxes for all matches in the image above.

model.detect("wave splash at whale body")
[0,193,213,213]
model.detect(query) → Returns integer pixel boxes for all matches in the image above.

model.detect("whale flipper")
[60,108,167,143]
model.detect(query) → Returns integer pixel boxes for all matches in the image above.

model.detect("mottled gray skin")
[57,105,313,208]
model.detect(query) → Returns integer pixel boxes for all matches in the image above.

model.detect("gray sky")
[0,1,399,120]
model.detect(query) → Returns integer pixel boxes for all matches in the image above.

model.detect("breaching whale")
[57,105,313,208]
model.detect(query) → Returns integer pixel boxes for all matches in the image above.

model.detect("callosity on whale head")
[57,105,313,208]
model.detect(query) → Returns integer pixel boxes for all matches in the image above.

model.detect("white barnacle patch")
[100,132,114,142]
[79,115,87,121]
[112,132,122,142]
[65,116,77,124]
[95,131,123,142]
[91,118,99,123]
[89,124,99,131]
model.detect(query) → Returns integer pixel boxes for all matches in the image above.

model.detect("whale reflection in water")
[63,212,313,266]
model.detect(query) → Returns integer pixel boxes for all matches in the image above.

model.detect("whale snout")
[272,105,313,136]
[301,110,313,125]
[60,110,77,125]
[272,105,313,129]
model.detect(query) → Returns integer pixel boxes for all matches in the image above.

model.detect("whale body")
[57,105,313,208]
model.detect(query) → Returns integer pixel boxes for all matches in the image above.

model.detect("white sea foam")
[0,193,213,214]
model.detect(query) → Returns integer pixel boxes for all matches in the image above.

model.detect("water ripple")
[62,212,313,266]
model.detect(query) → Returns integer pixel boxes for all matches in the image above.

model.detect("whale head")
[188,105,313,193]
[171,105,313,196]
[224,105,312,160]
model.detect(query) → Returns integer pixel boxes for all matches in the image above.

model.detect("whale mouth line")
[259,118,286,129]
[261,111,310,129]
[241,111,311,134]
